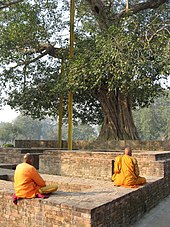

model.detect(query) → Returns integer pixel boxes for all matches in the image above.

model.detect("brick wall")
[134,153,168,177]
[39,151,117,181]
[0,159,170,227]
[0,190,91,227]
[1,149,169,180]
[15,139,170,151]
[15,140,64,148]
[39,151,170,180]
[90,140,170,151]
[0,149,170,226]
[91,176,170,226]
[0,151,40,170]
[0,152,24,165]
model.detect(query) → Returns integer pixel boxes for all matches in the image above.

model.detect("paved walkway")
[132,194,170,227]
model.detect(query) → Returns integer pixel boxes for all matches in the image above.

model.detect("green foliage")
[0,0,169,131]
[67,12,169,109]
[133,91,170,140]
[0,122,21,143]
[62,123,98,140]
[2,143,14,148]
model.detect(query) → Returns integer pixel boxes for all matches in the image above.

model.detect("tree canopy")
[0,0,169,140]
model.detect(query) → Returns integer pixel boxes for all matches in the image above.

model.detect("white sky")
[0,105,19,123]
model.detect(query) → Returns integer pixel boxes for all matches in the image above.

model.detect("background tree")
[0,122,21,144]
[62,123,98,140]
[133,91,170,140]
[0,0,169,142]
[0,115,98,144]
[13,115,43,140]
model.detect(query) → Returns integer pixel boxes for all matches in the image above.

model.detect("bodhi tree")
[0,0,169,141]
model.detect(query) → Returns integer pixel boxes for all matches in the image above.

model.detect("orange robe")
[112,155,146,187]
[14,162,46,198]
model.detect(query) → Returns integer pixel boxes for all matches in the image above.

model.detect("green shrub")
[2,143,14,148]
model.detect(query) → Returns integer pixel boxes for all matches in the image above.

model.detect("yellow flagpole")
[58,58,64,148]
[68,0,74,150]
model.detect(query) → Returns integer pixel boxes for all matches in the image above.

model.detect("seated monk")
[112,146,146,188]
[14,153,58,199]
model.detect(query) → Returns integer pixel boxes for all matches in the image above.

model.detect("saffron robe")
[14,162,46,198]
[112,155,146,187]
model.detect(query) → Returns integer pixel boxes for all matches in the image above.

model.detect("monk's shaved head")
[24,153,34,165]
[124,146,132,156]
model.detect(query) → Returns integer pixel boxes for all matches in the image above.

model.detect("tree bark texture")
[86,0,168,29]
[96,89,139,140]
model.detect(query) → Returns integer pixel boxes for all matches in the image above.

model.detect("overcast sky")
[0,106,19,123]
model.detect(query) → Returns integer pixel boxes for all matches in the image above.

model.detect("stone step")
[0,168,14,181]
[0,163,17,170]
[0,175,8,180]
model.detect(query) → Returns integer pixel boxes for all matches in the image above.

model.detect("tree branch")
[0,0,24,10]
[9,44,69,70]
[86,0,168,29]
[22,43,69,59]
[146,26,170,43]
[114,0,168,21]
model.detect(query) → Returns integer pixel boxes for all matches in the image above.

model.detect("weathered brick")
[0,148,170,226]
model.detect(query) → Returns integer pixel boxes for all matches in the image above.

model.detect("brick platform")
[0,150,170,226]
[0,174,167,227]
[39,150,170,180]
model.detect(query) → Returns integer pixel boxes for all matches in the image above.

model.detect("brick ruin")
[0,141,170,226]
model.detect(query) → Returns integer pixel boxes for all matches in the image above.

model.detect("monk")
[14,153,58,198]
[112,147,146,188]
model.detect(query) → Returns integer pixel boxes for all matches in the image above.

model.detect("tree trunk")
[96,89,139,141]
